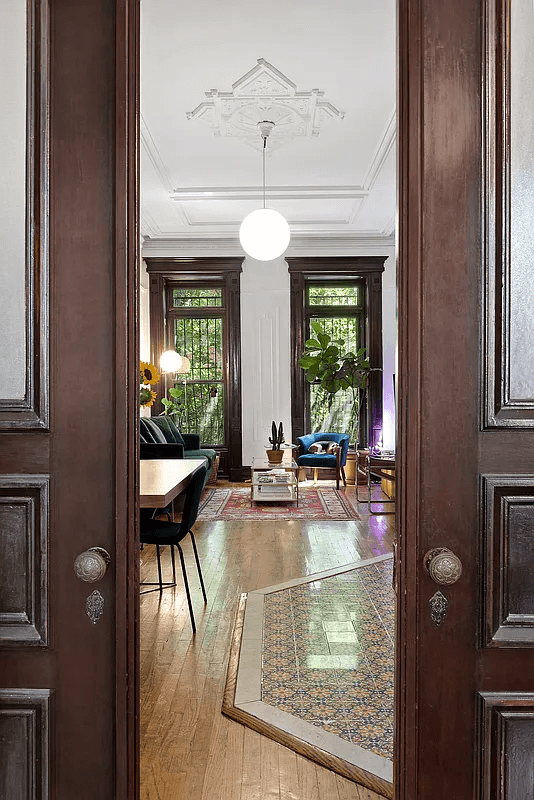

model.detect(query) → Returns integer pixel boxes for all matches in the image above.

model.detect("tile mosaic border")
[222,556,394,799]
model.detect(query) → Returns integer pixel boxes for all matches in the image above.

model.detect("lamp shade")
[159,350,183,373]
[176,356,190,374]
[239,208,290,262]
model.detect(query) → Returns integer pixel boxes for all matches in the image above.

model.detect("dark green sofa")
[139,416,217,487]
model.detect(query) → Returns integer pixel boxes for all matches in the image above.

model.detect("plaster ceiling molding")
[141,233,395,259]
[186,58,345,152]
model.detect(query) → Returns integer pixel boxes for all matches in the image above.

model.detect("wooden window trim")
[145,257,243,480]
[288,256,386,447]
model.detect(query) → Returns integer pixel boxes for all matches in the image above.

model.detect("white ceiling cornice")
[169,186,368,202]
[363,108,396,191]
[140,115,173,193]
[141,233,395,259]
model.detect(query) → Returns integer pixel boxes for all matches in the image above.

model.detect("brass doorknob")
[424,547,462,586]
[74,547,111,583]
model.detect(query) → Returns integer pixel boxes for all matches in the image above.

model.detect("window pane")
[308,315,363,443]
[173,317,223,381]
[308,285,362,306]
[311,316,361,353]
[180,382,224,446]
[172,287,223,307]
[310,385,360,445]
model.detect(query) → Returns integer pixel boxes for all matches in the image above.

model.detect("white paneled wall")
[241,255,292,465]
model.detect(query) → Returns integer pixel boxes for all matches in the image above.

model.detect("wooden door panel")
[0,689,50,800]
[481,475,534,646]
[399,0,534,795]
[483,0,534,428]
[0,0,139,798]
[0,476,49,646]
[0,0,49,431]
[479,694,534,800]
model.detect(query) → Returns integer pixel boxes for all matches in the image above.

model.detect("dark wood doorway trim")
[287,257,386,446]
[115,1,140,798]
[144,257,243,481]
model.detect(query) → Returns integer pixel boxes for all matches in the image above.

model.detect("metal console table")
[356,453,396,515]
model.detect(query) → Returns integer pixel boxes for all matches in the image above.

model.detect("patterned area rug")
[198,487,360,520]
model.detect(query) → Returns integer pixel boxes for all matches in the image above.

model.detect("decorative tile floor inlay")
[225,555,394,793]
[262,558,394,760]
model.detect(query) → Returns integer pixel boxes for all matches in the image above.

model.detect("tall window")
[166,285,225,446]
[289,257,385,448]
[306,282,365,438]
[146,258,243,481]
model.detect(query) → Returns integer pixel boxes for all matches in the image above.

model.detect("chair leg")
[313,468,318,484]
[175,543,196,634]
[341,466,347,486]
[156,544,163,592]
[170,544,176,583]
[189,531,207,603]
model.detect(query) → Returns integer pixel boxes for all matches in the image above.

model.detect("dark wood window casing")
[288,257,386,447]
[145,258,243,481]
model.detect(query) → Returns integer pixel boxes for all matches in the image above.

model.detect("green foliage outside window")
[160,316,225,446]
[299,319,374,445]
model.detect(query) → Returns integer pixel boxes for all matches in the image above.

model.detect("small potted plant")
[266,421,285,463]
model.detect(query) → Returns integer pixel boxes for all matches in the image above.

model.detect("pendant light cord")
[262,135,267,209]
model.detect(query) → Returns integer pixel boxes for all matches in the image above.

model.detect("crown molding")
[363,108,396,191]
[140,115,173,193]
[141,233,395,259]
[169,185,368,202]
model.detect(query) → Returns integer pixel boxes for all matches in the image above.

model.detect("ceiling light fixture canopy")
[239,121,290,262]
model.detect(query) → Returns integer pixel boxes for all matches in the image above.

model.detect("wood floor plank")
[141,483,395,800]
[296,755,321,800]
[277,742,301,800]
[240,727,262,800]
[259,734,281,800]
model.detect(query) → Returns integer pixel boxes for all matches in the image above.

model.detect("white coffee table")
[250,455,299,506]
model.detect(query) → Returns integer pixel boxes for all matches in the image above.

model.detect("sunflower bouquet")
[140,361,160,407]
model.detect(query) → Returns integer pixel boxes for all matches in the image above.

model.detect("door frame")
[114,1,140,797]
[119,0,474,797]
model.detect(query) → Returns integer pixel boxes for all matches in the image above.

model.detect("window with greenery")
[306,282,365,439]
[166,284,226,446]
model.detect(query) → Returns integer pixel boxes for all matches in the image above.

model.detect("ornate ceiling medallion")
[187,58,345,152]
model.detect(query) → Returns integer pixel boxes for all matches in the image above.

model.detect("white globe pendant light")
[159,350,183,374]
[239,121,290,261]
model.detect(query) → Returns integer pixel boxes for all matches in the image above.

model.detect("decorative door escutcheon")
[74,547,111,583]
[424,547,462,586]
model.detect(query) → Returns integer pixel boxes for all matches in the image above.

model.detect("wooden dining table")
[139,458,206,508]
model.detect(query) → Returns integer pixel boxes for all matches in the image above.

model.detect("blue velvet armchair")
[296,432,350,490]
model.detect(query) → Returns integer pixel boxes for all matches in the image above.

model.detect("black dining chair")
[140,465,207,633]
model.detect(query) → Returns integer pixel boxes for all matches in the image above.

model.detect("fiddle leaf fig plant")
[160,385,186,426]
[299,320,376,444]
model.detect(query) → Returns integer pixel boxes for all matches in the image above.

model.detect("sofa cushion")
[140,417,168,443]
[147,415,186,445]
[185,448,216,468]
[298,453,338,468]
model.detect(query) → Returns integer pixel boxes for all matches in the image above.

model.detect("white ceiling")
[140,0,396,257]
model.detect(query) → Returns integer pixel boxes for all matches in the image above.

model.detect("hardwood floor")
[140,483,395,799]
